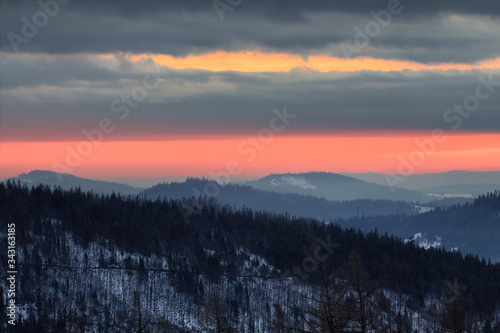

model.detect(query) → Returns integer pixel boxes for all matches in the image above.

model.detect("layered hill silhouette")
[245,172,431,202]
[6,170,142,196]
[341,170,500,197]
[140,178,421,220]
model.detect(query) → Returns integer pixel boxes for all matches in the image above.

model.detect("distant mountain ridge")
[3,171,432,218]
[6,171,496,260]
[340,170,500,197]
[5,170,142,196]
[140,178,421,220]
[245,172,431,202]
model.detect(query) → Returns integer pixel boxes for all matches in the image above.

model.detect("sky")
[1,0,499,185]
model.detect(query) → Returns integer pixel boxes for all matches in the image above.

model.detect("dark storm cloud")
[1,54,499,141]
[1,0,500,63]
[3,0,500,20]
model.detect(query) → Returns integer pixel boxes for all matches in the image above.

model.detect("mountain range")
[7,170,433,220]
[141,177,421,220]
[3,170,499,260]
[11,170,493,203]
[340,170,500,197]
[6,170,142,196]
[244,172,431,202]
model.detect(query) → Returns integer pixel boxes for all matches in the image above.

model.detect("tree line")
[1,181,499,332]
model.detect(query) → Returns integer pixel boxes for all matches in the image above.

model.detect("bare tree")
[439,298,481,333]
[305,272,352,332]
[273,252,379,333]
[271,301,297,332]
[376,272,412,333]
[202,287,232,333]
[272,267,352,333]
[341,251,377,333]
[134,291,148,333]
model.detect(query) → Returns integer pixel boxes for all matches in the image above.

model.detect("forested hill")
[143,179,500,260]
[1,182,499,332]
[245,172,431,202]
[337,190,500,262]
[141,177,420,219]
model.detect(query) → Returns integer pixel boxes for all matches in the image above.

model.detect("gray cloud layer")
[1,1,500,62]
[4,0,500,20]
[1,54,499,141]
[1,2,499,141]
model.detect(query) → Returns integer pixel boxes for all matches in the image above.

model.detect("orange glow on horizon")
[1,133,499,181]
[126,52,500,73]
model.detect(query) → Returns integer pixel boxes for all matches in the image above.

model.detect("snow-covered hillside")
[1,218,455,332]
[404,232,442,250]
[270,175,317,190]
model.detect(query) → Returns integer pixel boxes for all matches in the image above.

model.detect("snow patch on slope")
[415,206,434,214]
[428,193,474,199]
[405,232,442,249]
[270,175,317,190]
